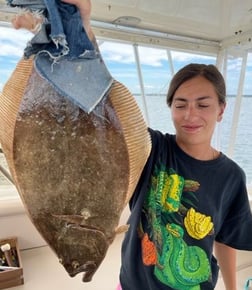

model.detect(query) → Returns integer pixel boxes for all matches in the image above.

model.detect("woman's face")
[171,75,226,147]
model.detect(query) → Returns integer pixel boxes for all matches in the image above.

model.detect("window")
[1,27,252,203]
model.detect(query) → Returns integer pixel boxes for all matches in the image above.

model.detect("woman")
[13,1,252,289]
[116,63,249,290]
[68,3,252,289]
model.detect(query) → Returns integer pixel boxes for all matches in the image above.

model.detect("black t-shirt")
[120,129,252,290]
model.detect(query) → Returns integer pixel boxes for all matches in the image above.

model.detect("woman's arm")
[61,0,98,50]
[214,241,237,290]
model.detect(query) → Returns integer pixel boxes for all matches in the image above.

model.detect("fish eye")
[72,260,80,269]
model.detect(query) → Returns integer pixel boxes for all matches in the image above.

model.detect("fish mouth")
[67,261,98,282]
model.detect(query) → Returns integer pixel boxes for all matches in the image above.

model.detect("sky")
[1,26,252,182]
[0,27,33,90]
[0,26,252,95]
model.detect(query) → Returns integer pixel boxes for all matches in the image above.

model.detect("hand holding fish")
[61,0,91,17]
[11,0,94,43]
[12,11,43,32]
[61,0,93,40]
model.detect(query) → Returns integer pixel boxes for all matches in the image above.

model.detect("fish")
[0,0,151,282]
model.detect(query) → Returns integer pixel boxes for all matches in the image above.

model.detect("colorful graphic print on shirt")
[139,166,214,290]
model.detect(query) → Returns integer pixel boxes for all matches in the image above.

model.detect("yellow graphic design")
[161,173,184,212]
[184,208,214,240]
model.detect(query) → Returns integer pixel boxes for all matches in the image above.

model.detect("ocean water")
[1,95,252,199]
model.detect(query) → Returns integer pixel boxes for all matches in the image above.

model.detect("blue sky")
[1,26,252,182]
[0,26,252,96]
[0,27,32,90]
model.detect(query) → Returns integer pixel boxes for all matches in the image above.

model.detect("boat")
[0,0,251,289]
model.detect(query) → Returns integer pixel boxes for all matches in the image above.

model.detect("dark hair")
[166,63,226,107]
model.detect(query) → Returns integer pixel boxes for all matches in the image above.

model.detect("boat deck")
[2,235,252,290]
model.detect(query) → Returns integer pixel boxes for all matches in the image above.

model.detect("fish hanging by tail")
[0,0,151,282]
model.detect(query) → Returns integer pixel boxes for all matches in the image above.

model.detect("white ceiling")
[0,0,252,51]
[91,0,252,41]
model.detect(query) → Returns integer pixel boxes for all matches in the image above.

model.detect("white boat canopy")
[0,0,252,54]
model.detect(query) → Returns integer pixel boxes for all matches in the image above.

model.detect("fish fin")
[115,224,130,234]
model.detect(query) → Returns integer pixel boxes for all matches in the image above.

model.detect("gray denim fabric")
[7,0,45,9]
[35,54,113,113]
[7,0,113,113]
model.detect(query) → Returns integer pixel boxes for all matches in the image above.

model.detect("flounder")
[0,0,151,282]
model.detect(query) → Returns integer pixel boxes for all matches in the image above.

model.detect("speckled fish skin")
[12,65,131,281]
[0,2,151,282]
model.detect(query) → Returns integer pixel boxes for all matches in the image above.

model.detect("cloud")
[0,66,14,91]
[100,42,136,63]
[247,54,252,67]
[0,27,32,90]
[0,27,31,57]
[171,51,215,62]
[99,40,215,67]
[100,41,169,67]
